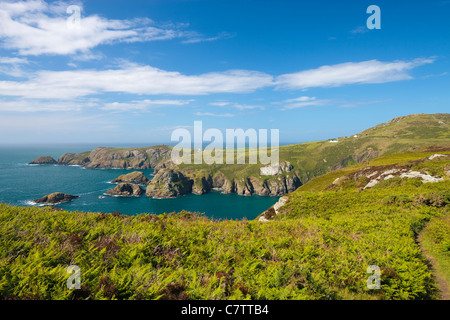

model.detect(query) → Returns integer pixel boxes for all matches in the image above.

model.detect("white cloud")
[275,58,434,90]
[209,101,231,107]
[0,56,28,64]
[284,96,317,103]
[0,65,274,99]
[230,104,264,111]
[0,55,29,76]
[208,101,264,110]
[281,96,329,110]
[101,99,194,111]
[194,112,235,117]
[0,0,226,56]
[0,98,98,112]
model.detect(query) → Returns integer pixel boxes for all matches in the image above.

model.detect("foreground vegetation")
[0,150,448,300]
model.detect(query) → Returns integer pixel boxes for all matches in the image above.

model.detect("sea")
[0,144,279,220]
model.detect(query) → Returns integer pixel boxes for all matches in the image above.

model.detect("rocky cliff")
[57,146,171,169]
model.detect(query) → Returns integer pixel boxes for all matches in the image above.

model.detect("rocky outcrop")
[428,154,448,160]
[212,172,235,193]
[56,146,171,169]
[192,175,213,195]
[258,196,290,222]
[212,172,301,197]
[111,171,149,185]
[332,148,379,170]
[146,169,192,198]
[264,175,301,196]
[260,161,293,176]
[29,156,57,165]
[362,169,444,189]
[34,192,78,205]
[327,159,446,191]
[235,178,254,196]
[153,159,175,173]
[106,183,144,197]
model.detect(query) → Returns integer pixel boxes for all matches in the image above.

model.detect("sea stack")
[146,169,192,198]
[106,183,144,197]
[111,171,150,185]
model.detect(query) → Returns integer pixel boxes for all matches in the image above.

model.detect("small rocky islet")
[111,171,150,185]
[33,192,78,205]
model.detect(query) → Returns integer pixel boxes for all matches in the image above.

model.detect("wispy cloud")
[181,32,234,44]
[0,98,98,112]
[208,101,231,107]
[194,112,235,117]
[0,0,229,56]
[208,101,264,110]
[281,96,330,110]
[101,99,194,111]
[275,58,434,90]
[0,56,29,77]
[350,26,369,34]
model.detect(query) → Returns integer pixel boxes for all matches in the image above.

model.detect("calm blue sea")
[0,145,279,220]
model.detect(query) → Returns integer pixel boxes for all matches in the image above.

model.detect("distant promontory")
[29,156,57,165]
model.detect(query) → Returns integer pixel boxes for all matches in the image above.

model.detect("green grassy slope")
[262,150,450,299]
[297,149,450,192]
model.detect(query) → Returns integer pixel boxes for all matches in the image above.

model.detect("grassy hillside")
[1,150,448,300]
[178,113,450,184]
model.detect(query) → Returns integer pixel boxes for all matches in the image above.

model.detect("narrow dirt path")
[418,233,450,300]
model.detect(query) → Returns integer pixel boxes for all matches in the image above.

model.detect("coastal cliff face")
[57,146,171,169]
[141,166,301,198]
[146,169,193,198]
[233,174,301,196]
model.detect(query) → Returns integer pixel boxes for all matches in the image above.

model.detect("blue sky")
[0,0,449,145]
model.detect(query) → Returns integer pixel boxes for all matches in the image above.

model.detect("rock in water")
[146,169,192,198]
[29,156,57,165]
[106,183,144,197]
[34,192,78,204]
[111,171,150,185]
